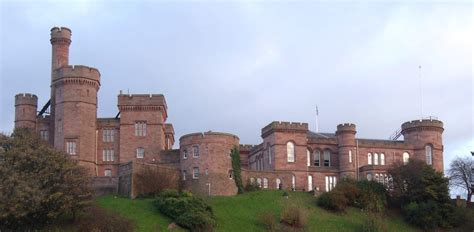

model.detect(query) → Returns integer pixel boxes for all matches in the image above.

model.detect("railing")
[389,128,402,140]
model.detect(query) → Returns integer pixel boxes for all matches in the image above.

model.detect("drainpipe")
[356,139,359,180]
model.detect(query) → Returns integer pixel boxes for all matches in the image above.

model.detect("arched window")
[368,153,372,165]
[314,150,321,166]
[308,175,313,191]
[380,153,385,165]
[307,149,311,167]
[263,178,268,189]
[257,178,262,188]
[323,150,331,167]
[425,145,432,165]
[291,175,296,190]
[287,142,295,162]
[374,153,379,165]
[250,177,255,184]
[375,174,379,182]
[403,152,410,165]
[276,178,281,189]
[367,173,372,181]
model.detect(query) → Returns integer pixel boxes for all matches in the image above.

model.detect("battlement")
[401,119,444,134]
[53,65,100,82]
[336,123,356,135]
[180,131,239,141]
[50,27,71,44]
[239,144,256,151]
[15,93,38,106]
[117,94,167,110]
[261,121,308,137]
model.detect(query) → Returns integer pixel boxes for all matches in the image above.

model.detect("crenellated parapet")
[15,93,38,106]
[401,119,444,135]
[53,65,101,87]
[262,121,308,138]
[50,27,71,45]
[336,123,356,135]
[239,144,256,152]
[118,94,167,111]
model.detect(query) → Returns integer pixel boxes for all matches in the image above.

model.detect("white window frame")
[263,178,268,188]
[287,142,295,162]
[314,150,321,166]
[193,145,200,158]
[403,152,410,165]
[102,149,115,162]
[66,141,76,155]
[323,150,331,167]
[368,153,372,165]
[103,128,115,142]
[136,147,145,159]
[134,121,147,136]
[380,153,385,165]
[183,149,188,159]
[104,169,112,177]
[425,145,433,165]
[276,178,281,189]
[374,153,379,165]
[349,150,352,163]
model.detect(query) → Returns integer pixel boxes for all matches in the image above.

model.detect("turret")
[336,123,357,178]
[14,93,38,130]
[401,119,444,172]
[50,27,71,73]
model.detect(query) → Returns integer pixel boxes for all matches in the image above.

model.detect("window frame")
[286,141,295,163]
[193,167,200,179]
[192,145,200,158]
[323,150,331,167]
[136,147,145,159]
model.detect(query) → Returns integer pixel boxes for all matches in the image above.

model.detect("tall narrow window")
[323,150,331,167]
[257,178,262,188]
[193,145,200,158]
[228,170,233,179]
[292,175,296,190]
[103,128,114,142]
[307,149,311,167]
[380,153,385,165]
[314,150,321,166]
[425,145,433,165]
[66,141,76,155]
[308,175,313,191]
[276,178,281,189]
[183,149,188,159]
[326,176,337,191]
[349,150,352,163]
[325,176,329,192]
[136,147,145,158]
[263,178,268,188]
[134,121,147,136]
[287,142,295,162]
[267,144,271,165]
[182,170,187,180]
[103,149,115,161]
[40,130,48,141]
[374,153,379,165]
[403,152,410,165]
[368,153,372,165]
[193,167,199,179]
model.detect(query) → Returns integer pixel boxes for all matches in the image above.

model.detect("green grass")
[97,191,420,232]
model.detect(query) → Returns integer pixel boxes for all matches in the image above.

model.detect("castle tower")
[401,119,444,172]
[52,65,100,174]
[336,123,357,178]
[14,93,38,130]
[50,27,72,146]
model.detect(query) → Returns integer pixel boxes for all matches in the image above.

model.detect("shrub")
[76,206,135,232]
[356,214,387,232]
[259,212,278,232]
[317,189,349,212]
[280,204,307,229]
[403,201,441,230]
[153,190,216,231]
[356,181,387,213]
[134,165,180,197]
[244,180,261,192]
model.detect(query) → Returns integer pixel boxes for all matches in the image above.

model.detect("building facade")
[13,27,444,196]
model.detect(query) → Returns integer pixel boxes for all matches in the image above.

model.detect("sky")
[0,0,472,174]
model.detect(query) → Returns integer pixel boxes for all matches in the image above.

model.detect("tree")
[230,146,244,194]
[447,156,473,203]
[0,128,92,230]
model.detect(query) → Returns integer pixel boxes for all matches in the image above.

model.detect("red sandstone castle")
[14,27,444,196]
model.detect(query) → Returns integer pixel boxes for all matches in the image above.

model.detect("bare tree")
[447,156,473,203]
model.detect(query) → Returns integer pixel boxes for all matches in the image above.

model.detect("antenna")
[419,65,423,119]
[315,105,319,132]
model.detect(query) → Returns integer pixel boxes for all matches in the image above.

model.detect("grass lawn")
[97,190,420,232]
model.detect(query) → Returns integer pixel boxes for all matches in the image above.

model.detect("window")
[134,121,147,136]
[307,149,311,167]
[403,152,410,165]
[425,145,432,165]
[250,177,255,184]
[374,153,379,165]
[323,150,331,167]
[102,128,114,142]
[325,176,337,191]
[380,153,385,165]
[287,142,295,162]
[263,178,268,188]
[104,169,112,177]
[193,167,199,179]
[375,174,379,182]
[314,150,321,166]
[308,175,313,191]
[136,147,144,159]
[368,153,372,165]
[193,145,199,158]
[228,170,233,179]
[276,178,281,189]
[40,130,48,141]
[183,149,188,159]
[102,149,115,161]
[349,150,352,163]
[205,168,209,175]
[182,170,187,180]
[292,175,296,190]
[66,141,76,155]
[257,178,262,188]
[367,173,372,181]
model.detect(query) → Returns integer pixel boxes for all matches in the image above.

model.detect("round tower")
[179,132,239,196]
[336,123,357,179]
[14,93,38,130]
[52,65,100,174]
[401,119,444,172]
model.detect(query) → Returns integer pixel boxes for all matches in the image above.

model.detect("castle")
[13,27,444,196]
